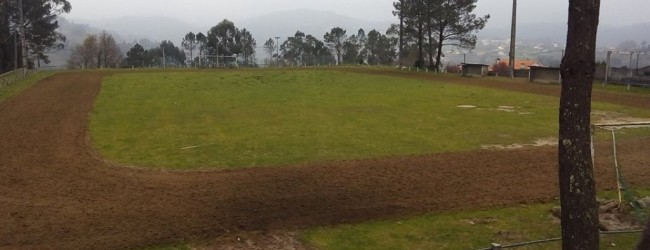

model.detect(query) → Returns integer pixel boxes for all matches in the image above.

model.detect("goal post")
[591,121,650,204]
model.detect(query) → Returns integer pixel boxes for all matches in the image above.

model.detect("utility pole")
[628,51,634,91]
[399,0,404,66]
[18,0,27,76]
[509,0,517,79]
[162,45,166,69]
[636,52,641,76]
[604,50,612,86]
[275,36,280,66]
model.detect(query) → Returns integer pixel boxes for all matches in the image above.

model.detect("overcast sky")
[64,0,650,28]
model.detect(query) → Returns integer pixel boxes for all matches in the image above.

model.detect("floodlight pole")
[162,45,166,69]
[636,52,641,76]
[18,0,27,76]
[604,50,612,86]
[627,52,634,91]
[509,0,517,79]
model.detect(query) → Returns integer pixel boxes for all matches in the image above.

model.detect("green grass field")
[90,69,650,169]
[83,68,650,249]
[2,70,649,250]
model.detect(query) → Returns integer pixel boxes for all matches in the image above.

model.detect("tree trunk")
[638,220,650,249]
[427,20,434,70]
[417,20,424,67]
[398,0,404,66]
[558,1,601,249]
[434,26,445,72]
[189,42,193,67]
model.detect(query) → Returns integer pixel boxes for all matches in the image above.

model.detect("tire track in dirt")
[0,72,649,249]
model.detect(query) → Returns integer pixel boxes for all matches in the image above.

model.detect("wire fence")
[0,69,32,88]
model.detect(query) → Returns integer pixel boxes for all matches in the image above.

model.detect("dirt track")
[1,71,650,249]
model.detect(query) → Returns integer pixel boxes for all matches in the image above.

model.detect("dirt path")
[0,72,649,249]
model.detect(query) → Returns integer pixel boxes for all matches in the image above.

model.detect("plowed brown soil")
[1,71,649,249]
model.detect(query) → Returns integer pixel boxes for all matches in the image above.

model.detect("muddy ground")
[1,71,649,249]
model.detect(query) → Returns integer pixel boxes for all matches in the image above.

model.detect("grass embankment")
[304,189,650,250]
[91,69,650,169]
[0,71,56,102]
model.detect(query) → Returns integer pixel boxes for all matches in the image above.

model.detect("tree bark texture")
[638,220,650,250]
[559,0,600,249]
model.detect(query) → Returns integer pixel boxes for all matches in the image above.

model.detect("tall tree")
[428,0,489,71]
[238,28,256,66]
[342,38,360,64]
[195,32,206,67]
[205,19,255,67]
[323,27,347,65]
[124,43,146,67]
[558,0,601,249]
[281,31,306,65]
[263,38,275,65]
[207,19,239,58]
[1,0,71,72]
[366,29,397,65]
[97,31,121,68]
[395,0,427,67]
[182,32,196,66]
[157,40,185,66]
[304,34,329,66]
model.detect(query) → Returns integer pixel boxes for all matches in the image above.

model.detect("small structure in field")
[529,66,562,84]
[461,64,489,77]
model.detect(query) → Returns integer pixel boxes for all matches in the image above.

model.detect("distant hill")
[479,22,650,47]
[46,11,649,68]
[77,16,202,46]
[239,9,393,43]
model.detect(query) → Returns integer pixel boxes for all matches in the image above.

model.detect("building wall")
[530,67,561,84]
[595,65,650,85]
[462,65,488,77]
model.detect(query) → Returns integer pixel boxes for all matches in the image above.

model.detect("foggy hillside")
[47,10,650,67]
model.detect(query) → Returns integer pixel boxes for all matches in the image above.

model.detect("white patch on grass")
[592,110,650,125]
[481,137,557,150]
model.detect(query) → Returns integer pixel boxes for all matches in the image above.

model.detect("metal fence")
[0,69,30,88]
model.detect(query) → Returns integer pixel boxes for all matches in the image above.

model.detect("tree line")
[394,0,489,70]
[0,0,71,73]
[0,1,490,72]
[260,27,398,67]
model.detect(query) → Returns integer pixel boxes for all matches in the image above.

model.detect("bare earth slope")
[1,72,649,249]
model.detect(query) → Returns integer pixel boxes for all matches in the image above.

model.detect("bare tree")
[97,31,121,68]
[67,32,121,69]
[558,0,601,249]
[68,35,97,69]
